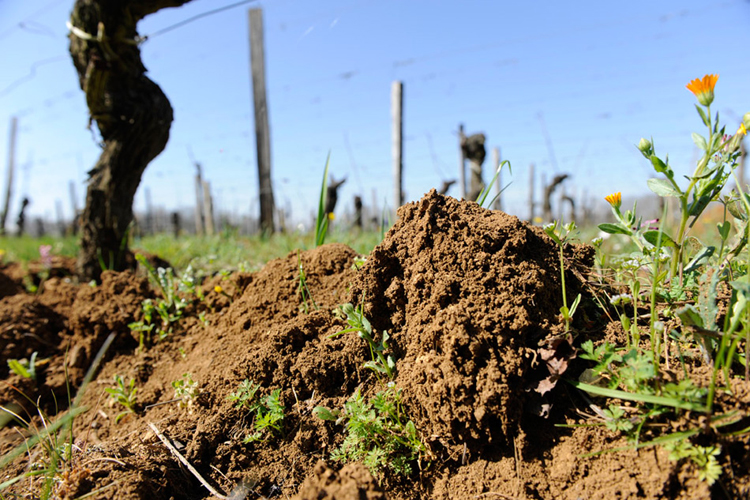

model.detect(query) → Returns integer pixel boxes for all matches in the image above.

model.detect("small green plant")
[297,251,317,314]
[315,385,426,478]
[331,302,395,380]
[7,352,38,381]
[172,373,199,413]
[314,152,332,247]
[104,374,138,423]
[475,159,511,208]
[129,299,156,350]
[543,220,582,333]
[228,379,285,443]
[664,440,723,485]
[131,254,192,347]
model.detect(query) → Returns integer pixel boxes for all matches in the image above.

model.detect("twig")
[148,422,228,499]
[144,398,181,410]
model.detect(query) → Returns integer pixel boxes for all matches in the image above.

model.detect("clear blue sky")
[1,0,749,230]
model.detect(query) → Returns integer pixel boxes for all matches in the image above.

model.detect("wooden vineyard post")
[249,8,275,234]
[392,81,404,211]
[194,162,204,236]
[203,180,215,236]
[0,116,17,235]
[458,124,466,199]
[492,147,502,211]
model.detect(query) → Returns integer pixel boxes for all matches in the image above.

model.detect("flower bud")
[637,138,653,158]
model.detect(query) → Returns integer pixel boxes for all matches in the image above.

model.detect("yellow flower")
[327,212,335,221]
[686,74,718,107]
[214,285,223,294]
[605,192,622,209]
[738,122,747,137]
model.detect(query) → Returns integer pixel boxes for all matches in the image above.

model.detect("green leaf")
[675,304,704,328]
[650,155,668,174]
[717,221,731,241]
[683,246,715,274]
[597,223,631,235]
[646,178,679,197]
[643,230,677,248]
[695,104,709,126]
[691,132,708,151]
[314,152,332,247]
[568,380,707,412]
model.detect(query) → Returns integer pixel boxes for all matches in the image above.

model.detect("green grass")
[0,229,382,274]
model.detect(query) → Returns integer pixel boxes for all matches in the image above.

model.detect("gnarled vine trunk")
[68,0,192,282]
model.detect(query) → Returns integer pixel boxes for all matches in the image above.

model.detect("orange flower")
[605,192,622,209]
[686,74,718,106]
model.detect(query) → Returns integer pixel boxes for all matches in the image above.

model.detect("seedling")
[104,374,138,423]
[172,373,199,413]
[228,379,285,443]
[7,352,38,381]
[331,302,395,380]
[315,385,426,478]
[543,220,582,333]
[297,251,317,314]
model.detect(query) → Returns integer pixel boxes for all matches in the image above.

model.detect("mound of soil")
[1,190,748,499]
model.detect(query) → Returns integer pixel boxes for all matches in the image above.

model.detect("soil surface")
[1,190,749,499]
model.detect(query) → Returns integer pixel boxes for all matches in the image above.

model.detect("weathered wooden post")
[461,133,487,202]
[249,7,275,234]
[203,180,215,236]
[458,124,466,199]
[492,147,502,211]
[1,116,17,235]
[15,197,29,237]
[354,195,363,229]
[392,81,403,211]
[171,211,180,238]
[194,162,204,236]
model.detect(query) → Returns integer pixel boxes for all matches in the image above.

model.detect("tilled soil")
[1,190,749,499]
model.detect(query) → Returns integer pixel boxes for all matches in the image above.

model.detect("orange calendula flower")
[605,192,622,209]
[686,74,718,107]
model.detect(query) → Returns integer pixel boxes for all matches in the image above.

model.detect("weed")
[315,153,332,247]
[297,251,317,314]
[172,373,199,413]
[543,220,582,333]
[475,159,511,208]
[7,352,38,381]
[104,374,137,423]
[228,379,285,443]
[331,302,395,380]
[315,385,426,478]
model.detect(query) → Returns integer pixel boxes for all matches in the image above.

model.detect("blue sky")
[1,0,749,229]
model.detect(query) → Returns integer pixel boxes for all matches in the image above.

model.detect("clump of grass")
[228,379,285,443]
[297,251,317,314]
[315,385,426,478]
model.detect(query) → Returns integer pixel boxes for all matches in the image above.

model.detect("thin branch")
[147,422,228,499]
